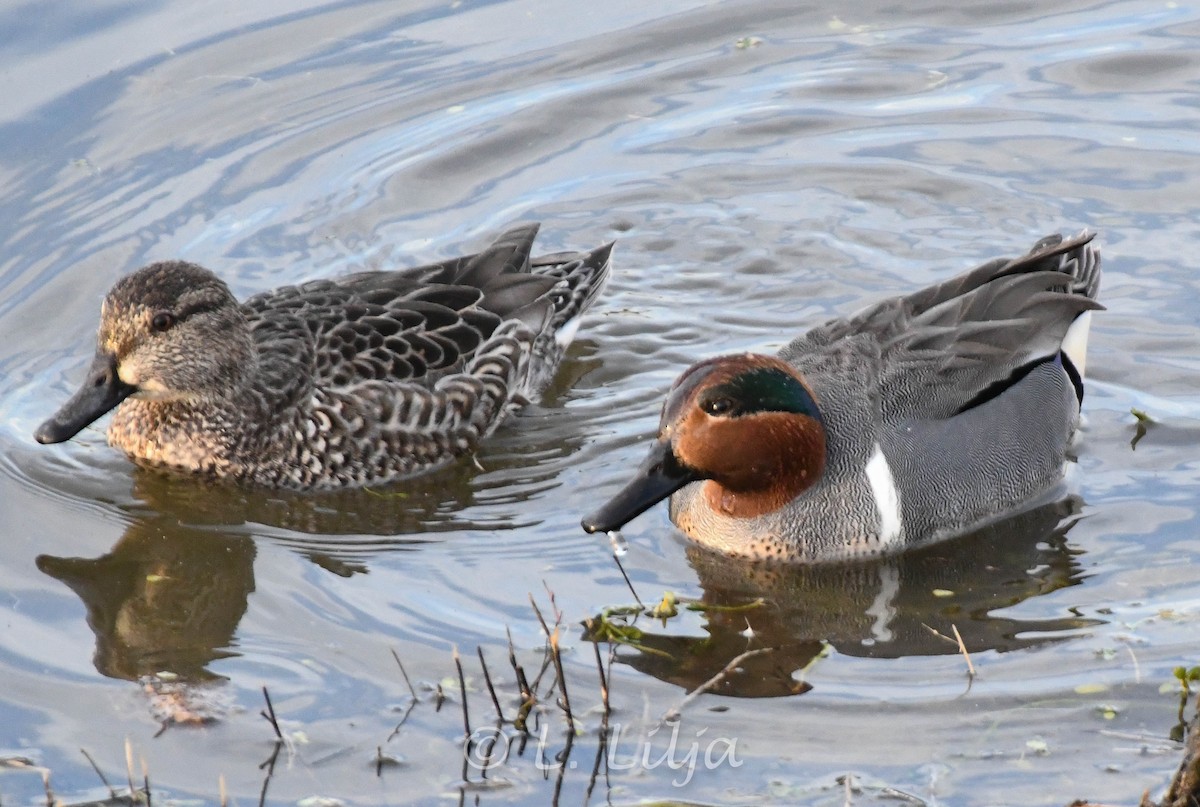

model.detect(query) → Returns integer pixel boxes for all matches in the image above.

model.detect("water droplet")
[607,530,628,557]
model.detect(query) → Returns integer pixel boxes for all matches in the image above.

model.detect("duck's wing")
[241,225,564,391]
[781,232,1102,421]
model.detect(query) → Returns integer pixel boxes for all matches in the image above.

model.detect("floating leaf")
[651,592,678,621]
[686,597,765,614]
[1130,408,1153,450]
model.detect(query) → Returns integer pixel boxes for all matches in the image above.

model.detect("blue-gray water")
[2,0,1200,804]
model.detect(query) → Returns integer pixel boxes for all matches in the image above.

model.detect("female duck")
[36,224,612,489]
[582,232,1100,562]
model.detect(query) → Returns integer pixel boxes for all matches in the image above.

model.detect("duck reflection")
[34,365,593,722]
[37,514,255,723]
[589,496,1097,697]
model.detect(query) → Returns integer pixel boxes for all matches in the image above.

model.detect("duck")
[35,223,613,489]
[582,232,1101,563]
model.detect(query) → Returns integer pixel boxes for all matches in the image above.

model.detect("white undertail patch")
[1060,310,1092,379]
[865,443,903,547]
[554,314,583,348]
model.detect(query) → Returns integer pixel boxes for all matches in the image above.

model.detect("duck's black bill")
[34,353,135,444]
[581,439,701,534]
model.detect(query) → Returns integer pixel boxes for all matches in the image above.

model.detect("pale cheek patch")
[865,443,903,547]
[117,361,140,386]
[119,361,173,400]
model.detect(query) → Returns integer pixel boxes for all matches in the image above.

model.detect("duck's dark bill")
[581,438,700,534]
[34,353,135,444]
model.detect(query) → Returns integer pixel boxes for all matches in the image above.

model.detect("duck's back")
[234,224,612,488]
[790,232,1100,557]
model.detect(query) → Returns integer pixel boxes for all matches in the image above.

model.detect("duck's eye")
[150,311,177,332]
[703,397,736,417]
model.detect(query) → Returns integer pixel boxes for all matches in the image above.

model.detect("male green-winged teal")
[36,223,612,489]
[582,232,1101,562]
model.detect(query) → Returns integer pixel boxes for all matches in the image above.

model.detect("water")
[2,0,1200,804]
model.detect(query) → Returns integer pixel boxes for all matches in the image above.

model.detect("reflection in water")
[37,515,256,724]
[590,497,1098,698]
[31,383,595,724]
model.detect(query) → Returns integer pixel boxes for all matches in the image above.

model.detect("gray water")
[3,0,1200,804]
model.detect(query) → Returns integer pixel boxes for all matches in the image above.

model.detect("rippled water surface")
[3,0,1200,804]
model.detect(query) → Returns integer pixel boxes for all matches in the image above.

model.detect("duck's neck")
[108,356,271,477]
[700,412,826,519]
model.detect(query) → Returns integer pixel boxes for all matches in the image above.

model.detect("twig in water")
[79,748,116,797]
[257,741,280,807]
[612,553,644,609]
[41,767,53,807]
[506,626,535,732]
[663,648,771,722]
[219,774,228,807]
[922,623,977,678]
[529,595,552,637]
[142,756,152,807]
[477,646,505,723]
[453,646,471,740]
[586,621,612,720]
[549,627,573,726]
[391,648,418,701]
[950,624,975,678]
[529,641,555,694]
[528,594,563,695]
[260,687,283,740]
[385,700,417,742]
[542,581,563,625]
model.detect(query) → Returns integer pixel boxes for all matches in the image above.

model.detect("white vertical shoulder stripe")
[1060,310,1092,379]
[865,443,903,547]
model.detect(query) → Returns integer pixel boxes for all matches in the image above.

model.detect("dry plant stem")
[386,699,418,742]
[950,623,976,677]
[530,644,555,694]
[663,648,772,722]
[453,646,471,740]
[79,747,117,797]
[219,774,228,807]
[921,623,978,677]
[529,595,552,637]
[505,626,535,730]
[391,648,418,701]
[542,580,563,624]
[41,767,53,807]
[587,622,611,719]
[260,686,283,740]
[612,553,644,609]
[142,757,152,807]
[528,595,561,694]
[549,627,574,726]
[477,646,506,723]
